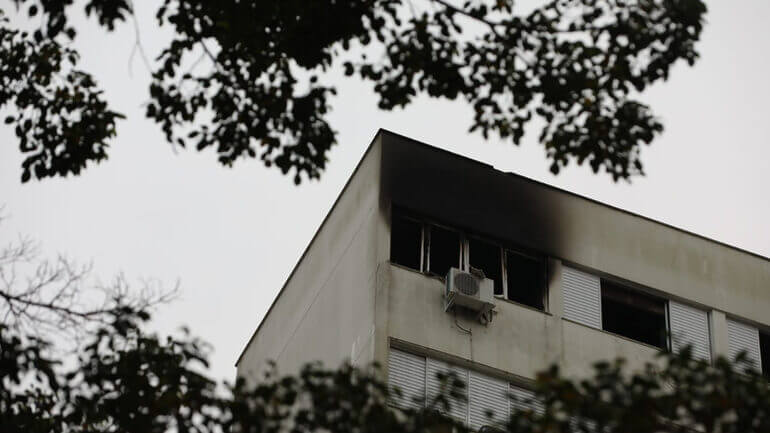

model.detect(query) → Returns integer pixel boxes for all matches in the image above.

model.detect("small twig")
[429,0,503,36]
[126,0,153,77]
[184,50,208,77]
[406,0,418,19]
[199,40,219,66]
[0,217,177,349]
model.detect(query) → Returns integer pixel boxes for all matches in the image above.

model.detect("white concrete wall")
[236,137,386,382]
[379,263,661,382]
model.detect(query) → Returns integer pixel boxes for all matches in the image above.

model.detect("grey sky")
[1,1,768,382]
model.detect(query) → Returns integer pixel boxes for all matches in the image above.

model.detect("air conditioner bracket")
[445,291,496,325]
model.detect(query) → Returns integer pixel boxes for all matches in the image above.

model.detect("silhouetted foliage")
[1,0,706,184]
[2,300,769,433]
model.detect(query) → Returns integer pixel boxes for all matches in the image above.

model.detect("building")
[236,130,770,427]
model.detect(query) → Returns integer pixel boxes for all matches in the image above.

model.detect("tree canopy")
[2,216,768,433]
[1,0,706,184]
[3,304,770,433]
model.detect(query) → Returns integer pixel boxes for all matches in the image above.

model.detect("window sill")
[561,317,667,352]
[388,261,447,280]
[493,296,550,316]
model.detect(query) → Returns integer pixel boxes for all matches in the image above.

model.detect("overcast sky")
[1,1,768,382]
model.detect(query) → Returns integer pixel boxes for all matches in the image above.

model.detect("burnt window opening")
[506,251,546,311]
[761,331,770,379]
[427,225,461,278]
[390,214,423,271]
[468,238,503,295]
[389,211,550,313]
[601,281,667,349]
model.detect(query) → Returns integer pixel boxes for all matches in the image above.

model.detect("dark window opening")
[468,238,503,295]
[506,251,546,310]
[428,225,461,278]
[390,214,422,271]
[601,281,667,349]
[761,331,770,379]
[390,212,550,314]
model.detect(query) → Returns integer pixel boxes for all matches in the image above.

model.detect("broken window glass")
[428,225,461,278]
[390,214,422,271]
[468,238,503,295]
[601,281,667,349]
[506,251,546,310]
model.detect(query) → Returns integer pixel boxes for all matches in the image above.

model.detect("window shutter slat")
[727,319,762,371]
[389,348,547,428]
[469,370,509,430]
[668,301,711,362]
[427,358,468,422]
[509,383,544,415]
[388,349,426,410]
[562,266,602,329]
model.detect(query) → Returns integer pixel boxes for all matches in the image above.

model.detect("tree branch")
[428,0,503,36]
[0,216,178,347]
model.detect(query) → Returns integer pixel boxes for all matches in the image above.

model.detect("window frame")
[389,208,549,312]
[466,234,504,296]
[502,248,548,311]
[425,222,464,277]
[390,212,426,272]
[598,277,671,351]
[760,329,770,378]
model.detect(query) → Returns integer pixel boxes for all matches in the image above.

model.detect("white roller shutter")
[562,266,602,329]
[570,417,598,433]
[668,301,711,363]
[427,358,468,422]
[469,370,509,430]
[388,349,426,410]
[509,384,544,415]
[727,319,762,371]
[390,348,545,428]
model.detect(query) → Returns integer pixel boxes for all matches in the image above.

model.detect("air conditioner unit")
[445,267,495,322]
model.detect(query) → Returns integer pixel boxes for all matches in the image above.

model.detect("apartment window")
[389,210,548,312]
[391,214,423,271]
[761,331,770,379]
[468,238,503,295]
[506,251,546,310]
[601,281,667,349]
[427,225,462,278]
[563,266,712,356]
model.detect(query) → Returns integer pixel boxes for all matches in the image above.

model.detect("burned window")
[390,214,422,271]
[506,251,546,310]
[761,331,770,379]
[601,281,667,349]
[428,225,461,278]
[390,212,550,312]
[468,238,503,295]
